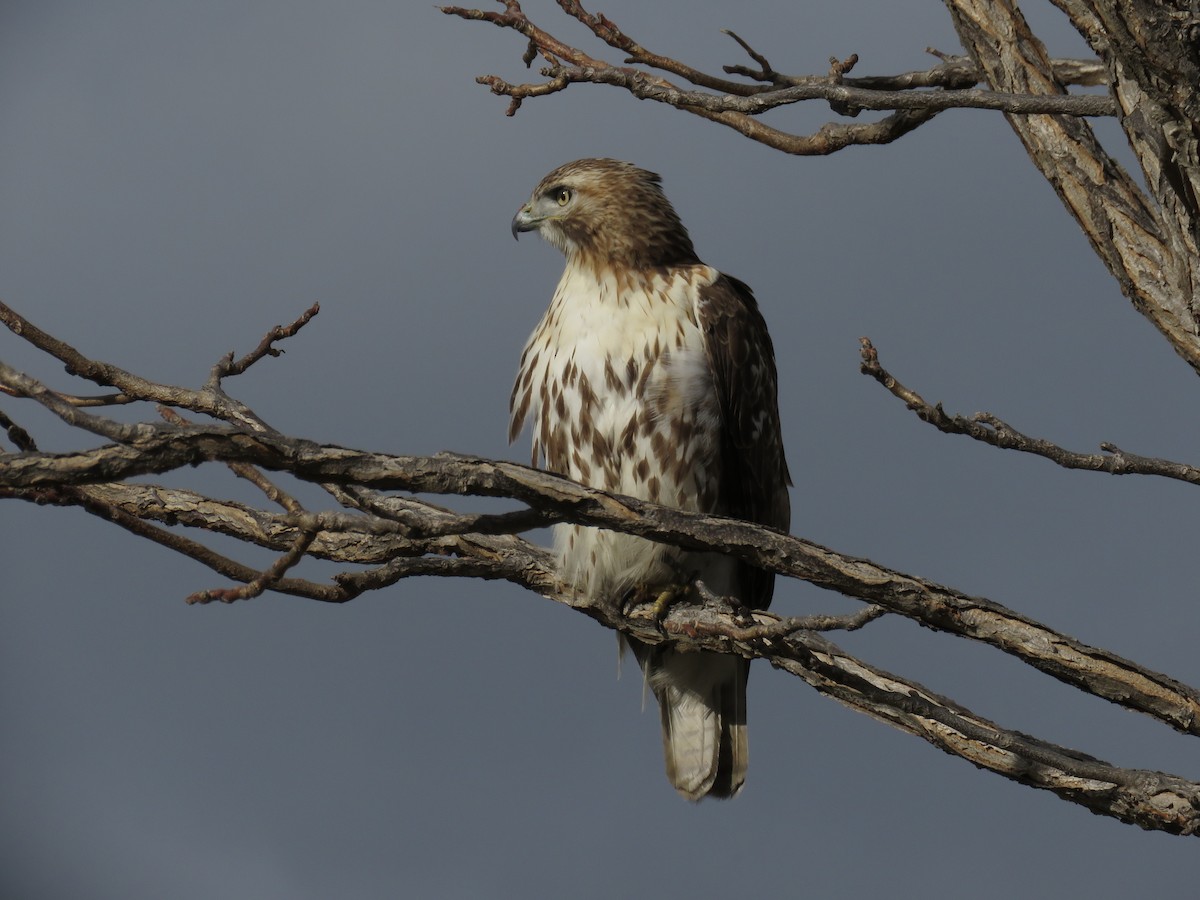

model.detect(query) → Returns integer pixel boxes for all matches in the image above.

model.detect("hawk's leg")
[650,583,689,625]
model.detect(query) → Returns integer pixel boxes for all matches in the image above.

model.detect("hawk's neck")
[554,255,713,312]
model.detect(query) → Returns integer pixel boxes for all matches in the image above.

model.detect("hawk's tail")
[634,642,750,801]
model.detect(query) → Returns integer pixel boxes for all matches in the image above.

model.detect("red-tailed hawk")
[509,158,791,800]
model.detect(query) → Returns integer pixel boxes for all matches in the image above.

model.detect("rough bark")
[944,0,1200,374]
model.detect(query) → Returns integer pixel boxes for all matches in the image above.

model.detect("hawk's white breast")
[512,261,734,601]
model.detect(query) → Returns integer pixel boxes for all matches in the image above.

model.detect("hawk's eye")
[555,188,571,207]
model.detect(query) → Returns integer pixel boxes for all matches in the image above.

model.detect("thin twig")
[59,484,346,601]
[0,299,267,430]
[740,605,889,637]
[187,519,321,603]
[691,578,888,635]
[46,391,136,408]
[0,407,37,451]
[859,337,1200,485]
[210,301,320,382]
[0,361,162,444]
[721,29,779,84]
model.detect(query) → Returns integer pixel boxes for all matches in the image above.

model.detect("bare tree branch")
[763,628,1200,836]
[186,518,321,604]
[445,0,1200,383]
[0,406,37,451]
[440,0,1113,155]
[12,422,1200,738]
[6,297,1200,833]
[13,457,1200,834]
[859,337,1200,484]
[1050,0,1200,329]
[0,300,296,430]
[214,301,320,381]
[6,305,1200,740]
[535,60,1117,118]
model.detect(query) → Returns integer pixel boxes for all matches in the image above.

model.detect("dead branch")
[213,301,320,381]
[8,421,1200,738]
[859,337,1200,484]
[5,300,1200,834]
[11,477,1200,838]
[5,302,1200,738]
[441,0,1114,156]
[444,0,1200,385]
[535,60,1117,117]
[0,300,291,430]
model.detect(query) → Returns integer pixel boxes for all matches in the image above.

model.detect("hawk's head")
[512,158,699,269]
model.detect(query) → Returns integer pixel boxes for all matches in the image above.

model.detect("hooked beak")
[511,205,539,240]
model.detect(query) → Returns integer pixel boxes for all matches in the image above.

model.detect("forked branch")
[441,0,1113,154]
[3,301,1200,833]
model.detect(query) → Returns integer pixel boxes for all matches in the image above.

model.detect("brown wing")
[697,273,791,610]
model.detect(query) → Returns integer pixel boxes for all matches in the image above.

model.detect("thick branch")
[17,490,1200,836]
[1051,0,1200,342]
[943,0,1200,375]
[505,542,1200,835]
[15,477,1198,833]
[7,303,1200,834]
[6,418,1200,742]
[760,629,1200,835]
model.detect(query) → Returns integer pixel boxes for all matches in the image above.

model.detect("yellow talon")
[650,584,692,630]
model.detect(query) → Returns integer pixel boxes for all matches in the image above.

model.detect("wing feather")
[697,273,791,609]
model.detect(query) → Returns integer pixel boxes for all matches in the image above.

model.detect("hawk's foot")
[650,584,688,627]
[619,581,692,632]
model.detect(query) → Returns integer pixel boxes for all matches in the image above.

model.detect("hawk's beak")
[511,205,539,240]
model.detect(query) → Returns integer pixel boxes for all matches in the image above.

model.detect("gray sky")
[3,2,1198,897]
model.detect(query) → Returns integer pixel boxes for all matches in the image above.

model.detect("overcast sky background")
[4,2,1200,897]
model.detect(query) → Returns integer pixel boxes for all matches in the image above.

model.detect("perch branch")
[37,467,1200,832]
[5,405,1200,743]
[6,302,1200,834]
[15,375,1200,743]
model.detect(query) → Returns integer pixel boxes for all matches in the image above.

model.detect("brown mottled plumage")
[510,158,790,800]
